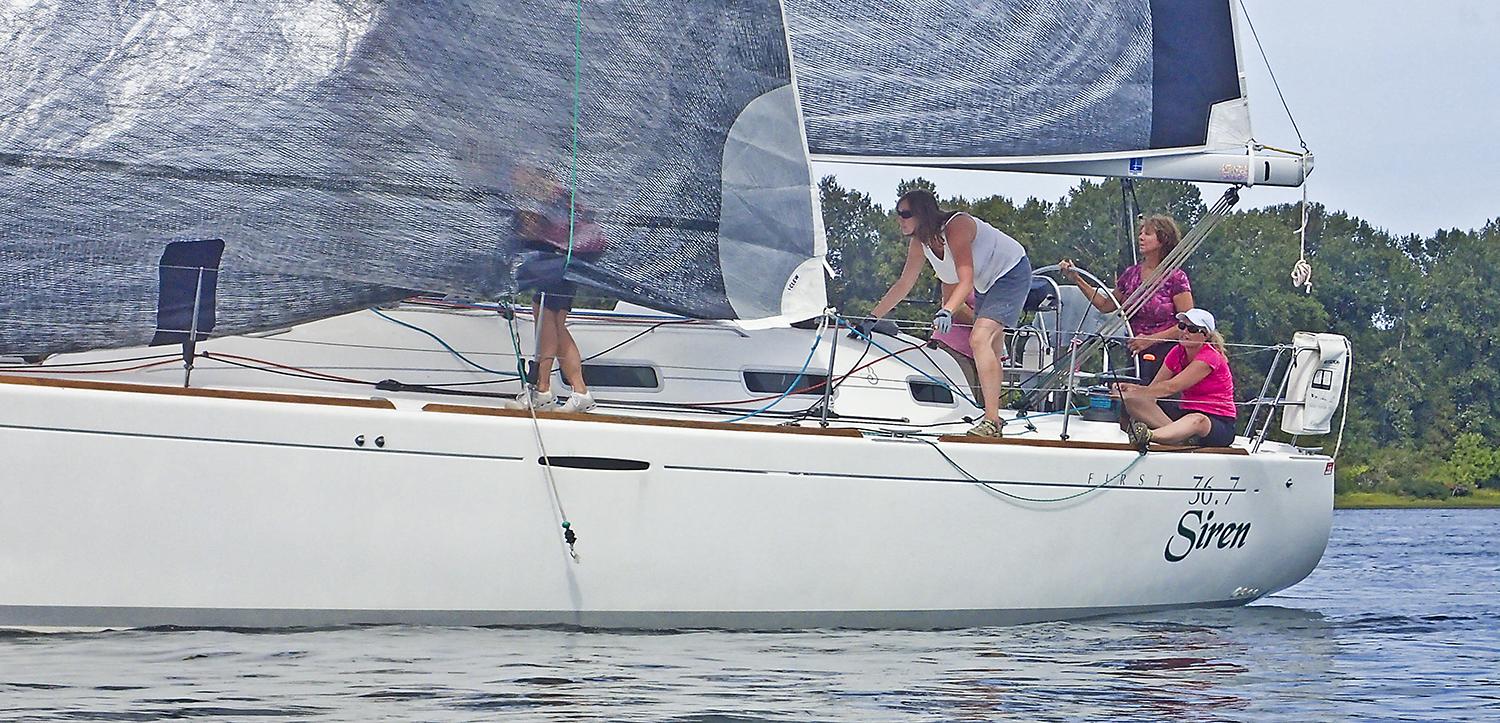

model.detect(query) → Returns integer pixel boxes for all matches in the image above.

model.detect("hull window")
[743,370,830,396]
[908,380,956,406]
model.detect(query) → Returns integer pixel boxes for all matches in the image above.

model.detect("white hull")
[0,305,1334,629]
[0,382,1330,629]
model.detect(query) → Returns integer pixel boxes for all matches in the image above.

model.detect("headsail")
[785,0,1309,186]
[0,1,825,357]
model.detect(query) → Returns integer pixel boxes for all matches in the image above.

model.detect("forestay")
[0,1,825,357]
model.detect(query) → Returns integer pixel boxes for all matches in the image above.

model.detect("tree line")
[819,175,1500,499]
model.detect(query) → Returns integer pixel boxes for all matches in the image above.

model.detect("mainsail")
[0,1,825,357]
[785,0,1309,186]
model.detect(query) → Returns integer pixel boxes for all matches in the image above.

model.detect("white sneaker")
[505,387,556,410]
[559,391,596,413]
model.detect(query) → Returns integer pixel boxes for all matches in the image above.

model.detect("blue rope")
[370,308,519,378]
[722,321,827,423]
[842,318,979,407]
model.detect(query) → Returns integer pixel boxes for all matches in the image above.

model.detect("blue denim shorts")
[974,255,1031,327]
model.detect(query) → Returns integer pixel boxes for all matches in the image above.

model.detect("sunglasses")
[1177,322,1208,334]
[897,209,914,219]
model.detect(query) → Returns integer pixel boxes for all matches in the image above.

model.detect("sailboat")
[0,1,1346,629]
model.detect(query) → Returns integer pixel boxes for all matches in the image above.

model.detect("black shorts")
[532,279,576,311]
[516,254,577,311]
[1164,403,1238,447]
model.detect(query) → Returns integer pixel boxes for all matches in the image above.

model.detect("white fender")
[1280,332,1351,435]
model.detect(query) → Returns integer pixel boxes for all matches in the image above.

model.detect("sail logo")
[1164,509,1250,562]
[1219,163,1250,183]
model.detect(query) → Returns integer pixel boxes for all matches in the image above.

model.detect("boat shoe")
[505,387,556,410]
[1128,421,1153,453]
[966,418,1003,438]
[560,391,596,413]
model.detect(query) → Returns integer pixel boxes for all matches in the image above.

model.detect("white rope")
[502,306,581,563]
[1331,340,1353,461]
[1290,181,1313,293]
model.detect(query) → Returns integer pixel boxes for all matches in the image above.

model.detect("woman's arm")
[1142,358,1212,398]
[938,284,977,324]
[869,239,927,319]
[1116,360,1176,398]
[1059,259,1120,313]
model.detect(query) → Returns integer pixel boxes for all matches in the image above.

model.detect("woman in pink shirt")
[1058,215,1193,383]
[1118,308,1237,449]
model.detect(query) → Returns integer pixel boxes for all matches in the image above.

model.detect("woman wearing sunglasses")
[1057,215,1192,383]
[858,189,1031,437]
[1117,308,1238,450]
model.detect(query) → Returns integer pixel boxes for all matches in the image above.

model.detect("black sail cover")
[0,1,827,357]
[785,0,1248,161]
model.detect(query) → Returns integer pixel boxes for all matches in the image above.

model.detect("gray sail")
[785,0,1251,161]
[0,1,825,357]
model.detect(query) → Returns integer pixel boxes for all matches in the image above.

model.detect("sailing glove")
[932,309,953,334]
[850,318,900,339]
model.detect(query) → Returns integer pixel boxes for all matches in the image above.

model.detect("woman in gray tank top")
[856,190,1031,438]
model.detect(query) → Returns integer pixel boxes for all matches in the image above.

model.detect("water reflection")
[1,511,1497,720]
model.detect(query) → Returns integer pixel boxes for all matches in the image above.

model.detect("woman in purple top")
[1058,215,1194,382]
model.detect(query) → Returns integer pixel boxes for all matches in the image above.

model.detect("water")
[3,509,1497,721]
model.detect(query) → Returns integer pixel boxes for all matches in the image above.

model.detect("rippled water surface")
[3,509,1497,721]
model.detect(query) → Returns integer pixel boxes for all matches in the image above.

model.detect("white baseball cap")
[1175,308,1216,333]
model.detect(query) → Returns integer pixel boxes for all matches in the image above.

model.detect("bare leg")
[970,319,1006,424]
[1147,413,1212,444]
[551,308,588,395]
[534,307,560,393]
[1120,388,1174,429]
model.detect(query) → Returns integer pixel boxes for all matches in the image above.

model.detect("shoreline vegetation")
[820,176,1500,506]
[1336,490,1500,509]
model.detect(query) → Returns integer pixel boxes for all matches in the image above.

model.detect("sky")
[818,0,1500,238]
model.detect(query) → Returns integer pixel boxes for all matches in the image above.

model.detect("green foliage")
[819,176,1500,501]
[1439,433,1500,491]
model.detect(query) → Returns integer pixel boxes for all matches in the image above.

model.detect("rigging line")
[1255,144,1306,158]
[563,0,585,275]
[199,352,376,386]
[914,436,1144,504]
[911,342,979,407]
[372,310,687,388]
[686,341,926,408]
[501,303,579,563]
[844,323,980,406]
[201,351,372,384]
[721,316,829,423]
[1237,0,1307,150]
[834,315,975,404]
[0,352,181,370]
[370,307,520,379]
[5,357,182,376]
[580,320,694,363]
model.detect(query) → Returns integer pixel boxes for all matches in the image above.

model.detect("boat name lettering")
[1087,471,1163,487]
[1164,509,1250,563]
